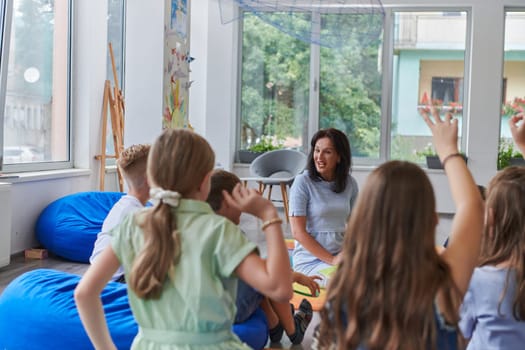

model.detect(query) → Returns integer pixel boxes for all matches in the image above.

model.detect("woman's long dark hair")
[307,128,352,193]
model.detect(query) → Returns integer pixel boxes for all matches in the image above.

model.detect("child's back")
[113,201,256,349]
[460,166,525,350]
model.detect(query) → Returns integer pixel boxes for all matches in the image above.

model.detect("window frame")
[235,5,473,166]
[1,0,74,173]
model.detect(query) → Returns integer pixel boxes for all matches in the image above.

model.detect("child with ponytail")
[75,128,292,349]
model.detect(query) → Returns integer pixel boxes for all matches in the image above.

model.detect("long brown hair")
[307,128,352,193]
[128,129,215,299]
[480,166,525,320]
[317,161,460,350]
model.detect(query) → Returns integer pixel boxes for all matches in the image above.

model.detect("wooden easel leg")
[98,81,110,191]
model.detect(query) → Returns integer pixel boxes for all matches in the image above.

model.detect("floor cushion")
[35,191,125,263]
[0,269,268,349]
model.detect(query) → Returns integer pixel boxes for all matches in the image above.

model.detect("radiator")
[0,183,11,268]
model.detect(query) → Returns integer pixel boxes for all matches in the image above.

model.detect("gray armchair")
[245,149,307,222]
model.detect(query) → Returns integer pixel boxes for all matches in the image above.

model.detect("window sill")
[0,168,92,184]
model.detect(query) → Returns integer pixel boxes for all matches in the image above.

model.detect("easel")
[95,43,125,191]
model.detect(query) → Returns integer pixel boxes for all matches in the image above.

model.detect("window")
[1,0,72,172]
[500,11,525,151]
[239,9,383,159]
[391,11,468,162]
[238,8,470,166]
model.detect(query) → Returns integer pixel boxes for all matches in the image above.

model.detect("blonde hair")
[481,166,525,320]
[128,129,215,299]
[317,161,460,350]
[117,144,150,190]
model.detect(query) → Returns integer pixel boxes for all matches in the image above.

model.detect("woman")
[289,128,358,285]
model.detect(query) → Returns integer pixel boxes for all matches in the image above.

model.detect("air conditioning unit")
[0,183,11,268]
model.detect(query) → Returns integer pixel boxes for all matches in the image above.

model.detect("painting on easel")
[163,0,192,130]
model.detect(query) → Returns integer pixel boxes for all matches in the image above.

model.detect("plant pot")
[426,155,467,169]
[509,157,525,167]
[238,150,264,163]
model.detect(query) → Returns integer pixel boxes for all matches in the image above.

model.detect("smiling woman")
[288,128,359,287]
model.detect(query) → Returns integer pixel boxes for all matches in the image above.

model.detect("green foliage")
[239,13,383,156]
[247,135,283,152]
[498,139,523,170]
[416,143,437,157]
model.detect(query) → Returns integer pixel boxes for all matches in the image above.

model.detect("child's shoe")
[288,298,313,345]
[269,323,284,343]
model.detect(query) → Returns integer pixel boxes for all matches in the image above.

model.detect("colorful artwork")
[163,0,192,130]
[170,0,188,39]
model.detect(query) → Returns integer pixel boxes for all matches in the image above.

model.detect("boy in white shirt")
[89,144,150,282]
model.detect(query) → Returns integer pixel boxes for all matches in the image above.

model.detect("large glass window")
[319,13,382,158]
[239,10,383,158]
[239,12,310,152]
[390,11,468,162]
[238,8,472,166]
[2,0,71,171]
[499,11,525,169]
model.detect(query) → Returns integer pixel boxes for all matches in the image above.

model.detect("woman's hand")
[509,114,525,155]
[223,183,277,221]
[420,108,459,161]
[293,272,321,296]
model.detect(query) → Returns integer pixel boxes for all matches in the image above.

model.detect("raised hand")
[420,108,459,161]
[509,114,525,155]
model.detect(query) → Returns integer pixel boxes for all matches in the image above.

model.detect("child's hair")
[317,161,460,350]
[129,129,215,299]
[117,144,151,189]
[206,170,241,211]
[307,128,352,193]
[480,166,525,320]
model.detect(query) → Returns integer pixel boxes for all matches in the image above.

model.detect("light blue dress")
[459,266,525,350]
[288,170,358,282]
[111,199,257,350]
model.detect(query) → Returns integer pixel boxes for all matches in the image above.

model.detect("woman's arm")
[225,185,293,303]
[422,110,484,297]
[74,246,120,350]
[290,216,339,265]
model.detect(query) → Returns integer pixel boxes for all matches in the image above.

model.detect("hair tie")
[150,187,181,208]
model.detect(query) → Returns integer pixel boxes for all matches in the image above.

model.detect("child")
[89,143,150,282]
[458,115,525,349]
[75,129,293,350]
[314,109,484,350]
[207,169,319,345]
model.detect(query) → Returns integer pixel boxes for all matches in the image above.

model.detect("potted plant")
[238,135,283,163]
[498,139,525,170]
[417,143,467,169]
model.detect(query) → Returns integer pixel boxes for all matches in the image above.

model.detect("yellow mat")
[291,282,327,311]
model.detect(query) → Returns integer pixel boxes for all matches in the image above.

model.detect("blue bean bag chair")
[35,191,125,263]
[0,269,268,350]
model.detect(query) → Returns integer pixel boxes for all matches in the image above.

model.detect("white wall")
[123,0,164,147]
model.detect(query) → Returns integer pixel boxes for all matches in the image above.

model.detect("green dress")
[111,199,257,350]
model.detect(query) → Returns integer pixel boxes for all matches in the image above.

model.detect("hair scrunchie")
[149,187,181,208]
